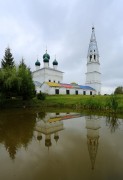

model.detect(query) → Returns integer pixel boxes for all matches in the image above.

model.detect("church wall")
[86,72,101,83]
[86,83,101,95]
[40,83,50,94]
[87,62,100,72]
[32,68,63,84]
[35,86,42,93]
[44,69,63,83]
[32,69,45,83]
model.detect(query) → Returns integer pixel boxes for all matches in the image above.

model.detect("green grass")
[44,94,123,113]
[1,94,123,114]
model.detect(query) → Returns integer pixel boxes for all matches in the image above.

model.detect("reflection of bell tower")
[86,115,100,170]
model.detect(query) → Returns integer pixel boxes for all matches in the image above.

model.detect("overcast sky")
[0,0,123,94]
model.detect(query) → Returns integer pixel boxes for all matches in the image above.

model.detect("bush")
[0,93,6,107]
[106,95,118,112]
[37,91,46,100]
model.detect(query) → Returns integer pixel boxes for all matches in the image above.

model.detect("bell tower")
[85,27,101,94]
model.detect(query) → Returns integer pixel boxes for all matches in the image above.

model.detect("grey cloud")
[0,0,123,94]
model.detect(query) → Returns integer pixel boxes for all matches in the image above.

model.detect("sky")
[0,0,123,94]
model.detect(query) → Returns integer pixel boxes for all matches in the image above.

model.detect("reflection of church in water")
[34,112,101,170]
[34,112,81,148]
[86,115,100,170]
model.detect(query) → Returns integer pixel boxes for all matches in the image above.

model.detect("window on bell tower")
[90,55,92,61]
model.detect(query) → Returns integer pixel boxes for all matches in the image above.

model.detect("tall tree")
[18,62,35,100]
[114,86,123,94]
[19,57,27,69]
[1,47,15,68]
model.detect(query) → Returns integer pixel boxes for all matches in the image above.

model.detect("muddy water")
[0,109,123,180]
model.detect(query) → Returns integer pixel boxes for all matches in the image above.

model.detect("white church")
[32,27,101,95]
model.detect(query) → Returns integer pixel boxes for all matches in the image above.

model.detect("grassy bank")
[45,95,123,112]
[1,94,123,114]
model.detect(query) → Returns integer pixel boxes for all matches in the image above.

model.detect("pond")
[0,108,123,180]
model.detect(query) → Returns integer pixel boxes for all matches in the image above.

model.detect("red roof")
[60,83,73,88]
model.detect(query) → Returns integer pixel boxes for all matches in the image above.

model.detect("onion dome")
[54,135,59,142]
[43,50,50,60]
[43,56,49,63]
[37,135,42,141]
[45,139,52,147]
[53,59,58,65]
[35,59,40,66]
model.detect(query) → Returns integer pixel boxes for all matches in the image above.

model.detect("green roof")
[53,59,58,65]
[43,56,49,63]
[43,51,50,60]
[35,60,40,66]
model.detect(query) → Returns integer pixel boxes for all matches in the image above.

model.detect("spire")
[90,26,96,42]
[87,26,99,63]
[86,116,100,170]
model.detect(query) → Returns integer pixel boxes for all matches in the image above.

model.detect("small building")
[38,82,96,95]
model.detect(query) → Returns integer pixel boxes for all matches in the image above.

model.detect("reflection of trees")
[38,111,46,119]
[106,114,120,133]
[0,111,36,159]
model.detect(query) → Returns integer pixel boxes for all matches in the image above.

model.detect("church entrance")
[90,91,92,95]
[83,91,86,95]
[66,90,70,95]
[55,89,59,94]
[75,90,78,95]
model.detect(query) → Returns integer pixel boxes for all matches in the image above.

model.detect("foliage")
[1,47,15,68]
[114,86,123,94]
[17,61,35,100]
[106,95,118,112]
[37,91,46,100]
[106,114,119,133]
[0,93,6,107]
[0,60,35,101]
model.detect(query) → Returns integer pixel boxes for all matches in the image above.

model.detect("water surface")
[0,109,123,180]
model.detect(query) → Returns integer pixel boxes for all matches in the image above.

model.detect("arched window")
[90,55,92,61]
[94,55,96,60]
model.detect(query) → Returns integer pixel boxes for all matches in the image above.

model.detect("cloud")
[0,0,123,94]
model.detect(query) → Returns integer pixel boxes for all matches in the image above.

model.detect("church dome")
[54,135,59,142]
[35,59,40,66]
[43,56,49,63]
[43,50,50,60]
[53,59,58,65]
[37,135,42,141]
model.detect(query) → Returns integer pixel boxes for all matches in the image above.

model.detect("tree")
[114,86,123,94]
[0,67,19,98]
[0,59,35,101]
[1,47,15,68]
[19,57,27,69]
[18,62,35,100]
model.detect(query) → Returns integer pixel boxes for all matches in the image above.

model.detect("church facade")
[32,27,101,95]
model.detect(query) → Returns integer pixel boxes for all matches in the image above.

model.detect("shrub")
[37,91,46,100]
[106,95,118,112]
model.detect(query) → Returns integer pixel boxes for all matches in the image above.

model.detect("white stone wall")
[87,62,100,72]
[86,72,101,83]
[32,68,63,84]
[44,68,63,83]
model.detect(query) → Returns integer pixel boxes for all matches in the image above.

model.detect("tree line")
[0,47,35,101]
